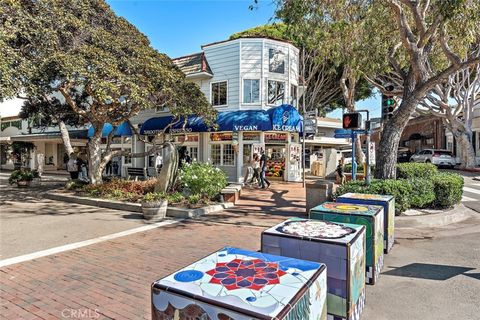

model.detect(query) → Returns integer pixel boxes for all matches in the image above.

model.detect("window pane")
[243,79,251,103]
[223,145,235,166]
[219,82,227,105]
[268,80,285,105]
[211,144,221,165]
[290,84,297,105]
[212,82,227,106]
[269,49,285,73]
[251,80,260,103]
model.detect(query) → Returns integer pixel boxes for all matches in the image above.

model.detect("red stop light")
[343,112,362,129]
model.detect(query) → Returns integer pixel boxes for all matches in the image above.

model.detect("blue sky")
[107,0,381,119]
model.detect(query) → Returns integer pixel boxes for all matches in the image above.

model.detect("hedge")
[432,173,464,208]
[396,163,438,179]
[408,178,435,208]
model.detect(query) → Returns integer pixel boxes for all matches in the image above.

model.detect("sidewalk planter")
[337,193,395,254]
[141,200,168,221]
[310,202,384,285]
[262,218,366,320]
[151,247,328,320]
[16,180,31,188]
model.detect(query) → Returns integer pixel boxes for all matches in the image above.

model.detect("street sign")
[369,142,376,165]
[304,118,317,134]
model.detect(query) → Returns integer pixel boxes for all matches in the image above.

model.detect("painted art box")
[151,247,328,320]
[337,193,395,254]
[310,202,384,285]
[261,218,366,320]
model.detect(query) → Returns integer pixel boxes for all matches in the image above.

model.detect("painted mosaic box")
[261,218,366,320]
[337,193,395,254]
[310,202,384,285]
[151,247,328,320]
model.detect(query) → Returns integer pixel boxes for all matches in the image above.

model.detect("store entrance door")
[265,145,286,180]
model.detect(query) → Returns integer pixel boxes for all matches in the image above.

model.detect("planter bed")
[44,192,233,219]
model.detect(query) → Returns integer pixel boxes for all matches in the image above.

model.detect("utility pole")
[301,47,307,188]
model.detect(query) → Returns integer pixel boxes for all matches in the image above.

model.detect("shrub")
[82,178,156,201]
[167,192,184,204]
[408,178,435,208]
[432,173,464,208]
[178,162,228,198]
[187,194,202,205]
[142,192,167,203]
[8,169,34,185]
[396,163,438,179]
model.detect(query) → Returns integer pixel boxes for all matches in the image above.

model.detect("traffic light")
[382,94,397,121]
[343,112,362,129]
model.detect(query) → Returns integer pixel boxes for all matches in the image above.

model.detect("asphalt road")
[460,173,480,213]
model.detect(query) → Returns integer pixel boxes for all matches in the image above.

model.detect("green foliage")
[178,162,228,199]
[142,192,167,203]
[408,178,436,208]
[230,23,289,42]
[396,163,438,179]
[65,180,88,190]
[432,173,464,208]
[187,194,202,205]
[166,192,184,204]
[8,169,34,184]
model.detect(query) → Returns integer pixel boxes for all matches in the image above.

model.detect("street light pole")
[302,47,307,188]
[356,109,371,184]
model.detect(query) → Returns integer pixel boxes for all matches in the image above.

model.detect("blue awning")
[87,122,133,138]
[140,110,272,134]
[267,104,303,132]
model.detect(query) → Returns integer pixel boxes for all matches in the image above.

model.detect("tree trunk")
[88,128,104,185]
[375,96,418,179]
[155,142,179,193]
[58,120,74,156]
[457,131,477,169]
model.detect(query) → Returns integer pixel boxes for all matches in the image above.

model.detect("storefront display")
[262,218,366,320]
[152,247,328,320]
[310,202,384,285]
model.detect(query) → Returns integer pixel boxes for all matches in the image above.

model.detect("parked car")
[409,149,456,168]
[397,148,412,163]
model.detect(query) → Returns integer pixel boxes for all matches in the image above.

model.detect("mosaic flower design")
[277,220,356,239]
[206,259,286,291]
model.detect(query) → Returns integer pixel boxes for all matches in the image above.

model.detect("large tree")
[275,1,381,164]
[4,0,216,184]
[363,0,480,178]
[417,51,480,169]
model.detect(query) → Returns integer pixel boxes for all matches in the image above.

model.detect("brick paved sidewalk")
[0,182,306,320]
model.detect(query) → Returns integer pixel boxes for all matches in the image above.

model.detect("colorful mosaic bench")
[310,202,384,285]
[151,247,328,320]
[261,218,367,320]
[337,193,395,254]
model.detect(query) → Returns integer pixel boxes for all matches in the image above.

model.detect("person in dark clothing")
[106,160,112,175]
[185,151,191,164]
[259,149,271,189]
[336,159,346,185]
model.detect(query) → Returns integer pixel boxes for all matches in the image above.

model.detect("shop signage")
[272,124,298,131]
[265,133,288,142]
[304,119,317,134]
[170,127,193,134]
[210,132,233,141]
[232,132,239,145]
[243,132,261,141]
[233,125,258,131]
[174,134,199,143]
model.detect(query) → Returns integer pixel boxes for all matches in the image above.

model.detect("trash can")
[306,179,334,213]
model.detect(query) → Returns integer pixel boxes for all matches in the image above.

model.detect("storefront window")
[210,132,232,141]
[223,145,235,166]
[211,144,221,165]
[174,134,199,143]
[124,148,132,164]
[265,146,286,178]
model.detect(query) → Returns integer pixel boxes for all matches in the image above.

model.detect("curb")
[44,192,234,219]
[395,204,474,229]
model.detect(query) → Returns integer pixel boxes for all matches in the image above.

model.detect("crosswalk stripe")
[462,195,477,202]
[463,187,480,195]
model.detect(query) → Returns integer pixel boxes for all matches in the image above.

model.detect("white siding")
[204,42,240,111]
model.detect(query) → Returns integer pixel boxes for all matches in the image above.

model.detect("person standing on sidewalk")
[259,149,271,189]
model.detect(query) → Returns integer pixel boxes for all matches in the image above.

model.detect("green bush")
[178,162,228,198]
[408,178,435,208]
[8,169,34,184]
[187,194,202,205]
[335,179,413,215]
[142,192,167,203]
[396,163,438,179]
[167,192,184,204]
[432,173,464,207]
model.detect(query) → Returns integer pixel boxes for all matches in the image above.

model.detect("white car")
[409,149,456,168]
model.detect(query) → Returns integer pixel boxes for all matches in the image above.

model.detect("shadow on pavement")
[383,263,476,281]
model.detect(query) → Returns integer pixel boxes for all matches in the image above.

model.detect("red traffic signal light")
[343,112,362,129]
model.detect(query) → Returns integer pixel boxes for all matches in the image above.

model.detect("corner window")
[269,48,285,74]
[290,84,298,106]
[243,79,260,104]
[268,80,285,105]
[211,81,227,106]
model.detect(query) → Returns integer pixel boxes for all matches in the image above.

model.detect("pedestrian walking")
[336,159,346,185]
[259,149,271,189]
[67,155,79,180]
[249,153,261,187]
